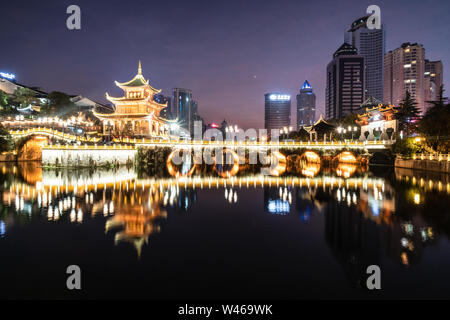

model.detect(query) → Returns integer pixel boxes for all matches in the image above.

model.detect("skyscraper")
[384,43,425,113]
[296,80,316,128]
[424,60,443,110]
[325,43,365,119]
[347,15,385,102]
[172,88,194,137]
[264,93,291,137]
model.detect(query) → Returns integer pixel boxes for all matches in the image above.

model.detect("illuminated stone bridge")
[9,127,393,166]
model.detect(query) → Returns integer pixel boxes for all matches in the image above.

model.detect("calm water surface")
[0,162,449,299]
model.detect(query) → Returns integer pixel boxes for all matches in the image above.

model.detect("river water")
[0,162,449,299]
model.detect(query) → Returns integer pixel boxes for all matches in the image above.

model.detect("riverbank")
[0,153,16,162]
[395,156,450,173]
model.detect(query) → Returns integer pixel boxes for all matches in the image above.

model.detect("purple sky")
[2,0,449,128]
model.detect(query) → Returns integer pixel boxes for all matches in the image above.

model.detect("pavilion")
[94,62,172,138]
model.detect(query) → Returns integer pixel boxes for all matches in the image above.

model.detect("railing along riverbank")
[395,154,450,173]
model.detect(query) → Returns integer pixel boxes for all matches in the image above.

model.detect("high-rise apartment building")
[325,43,365,119]
[296,80,316,128]
[347,15,385,102]
[424,60,443,110]
[384,43,425,113]
[264,93,291,138]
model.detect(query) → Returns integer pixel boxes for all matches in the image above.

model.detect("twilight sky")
[1,0,449,128]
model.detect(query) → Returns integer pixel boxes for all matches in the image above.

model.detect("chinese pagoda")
[94,62,171,138]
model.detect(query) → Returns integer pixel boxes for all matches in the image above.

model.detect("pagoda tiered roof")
[113,61,162,93]
[304,114,336,133]
[356,103,397,125]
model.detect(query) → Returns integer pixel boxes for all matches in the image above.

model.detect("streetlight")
[348,126,358,141]
[336,127,343,140]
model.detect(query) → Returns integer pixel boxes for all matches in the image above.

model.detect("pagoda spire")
[138,60,142,75]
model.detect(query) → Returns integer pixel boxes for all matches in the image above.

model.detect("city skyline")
[1,0,449,128]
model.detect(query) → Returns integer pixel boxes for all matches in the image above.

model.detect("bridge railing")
[9,127,101,143]
[42,144,136,150]
[131,138,391,147]
[398,153,450,162]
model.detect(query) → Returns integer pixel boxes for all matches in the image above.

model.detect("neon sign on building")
[0,72,15,80]
[269,94,290,101]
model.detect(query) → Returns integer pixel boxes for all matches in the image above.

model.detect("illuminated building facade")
[296,80,316,128]
[384,43,425,114]
[326,43,365,119]
[264,93,291,138]
[172,88,194,137]
[94,62,171,138]
[424,60,443,111]
[356,102,397,141]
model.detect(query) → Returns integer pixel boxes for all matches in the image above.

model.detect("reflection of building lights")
[70,209,76,222]
[267,200,290,214]
[401,237,409,248]
[0,221,5,237]
[77,209,83,222]
[404,223,414,235]
[401,252,409,266]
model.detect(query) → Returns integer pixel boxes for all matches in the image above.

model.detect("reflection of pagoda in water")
[105,189,167,257]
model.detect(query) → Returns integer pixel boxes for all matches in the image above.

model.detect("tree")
[288,128,309,141]
[0,89,8,109]
[0,89,14,116]
[395,91,420,136]
[418,85,450,152]
[41,91,77,117]
[12,87,37,109]
[0,124,14,152]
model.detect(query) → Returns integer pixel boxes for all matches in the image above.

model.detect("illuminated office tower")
[325,43,365,119]
[424,60,443,111]
[296,80,316,129]
[347,15,385,102]
[264,93,291,137]
[172,88,194,137]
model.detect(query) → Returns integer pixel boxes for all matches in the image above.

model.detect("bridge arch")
[261,151,286,176]
[214,148,240,178]
[166,149,196,177]
[299,151,321,163]
[17,135,49,161]
[334,151,357,164]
